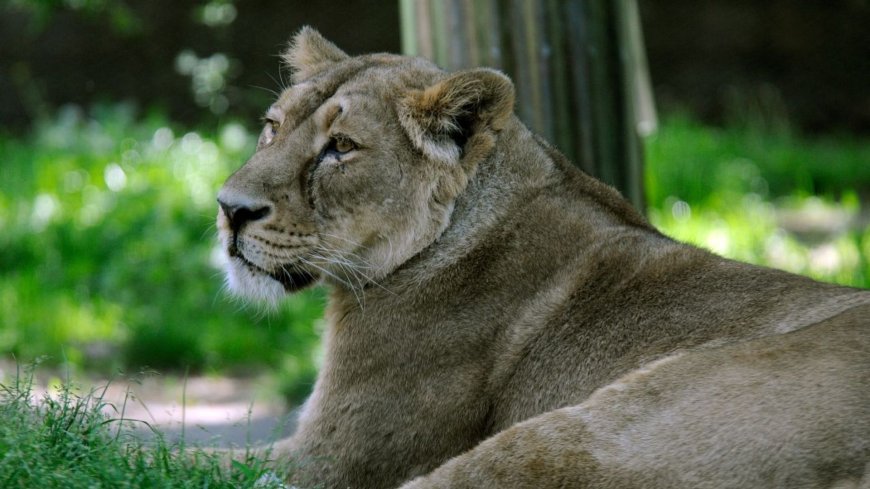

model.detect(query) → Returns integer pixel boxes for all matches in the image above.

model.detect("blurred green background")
[1,1,868,404]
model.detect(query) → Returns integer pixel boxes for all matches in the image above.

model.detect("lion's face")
[217,28,514,302]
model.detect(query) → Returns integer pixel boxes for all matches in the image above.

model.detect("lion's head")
[217,27,515,302]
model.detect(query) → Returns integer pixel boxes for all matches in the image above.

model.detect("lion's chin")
[224,258,319,304]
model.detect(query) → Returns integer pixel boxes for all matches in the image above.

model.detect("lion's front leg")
[398,407,611,489]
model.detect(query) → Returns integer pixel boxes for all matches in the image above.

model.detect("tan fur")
[282,25,350,83]
[217,28,870,489]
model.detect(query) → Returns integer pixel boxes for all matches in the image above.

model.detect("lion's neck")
[398,119,650,283]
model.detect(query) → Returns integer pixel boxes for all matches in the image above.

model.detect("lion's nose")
[218,197,271,230]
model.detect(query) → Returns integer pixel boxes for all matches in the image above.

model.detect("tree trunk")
[400,0,656,213]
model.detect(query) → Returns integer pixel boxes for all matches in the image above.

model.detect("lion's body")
[216,28,870,488]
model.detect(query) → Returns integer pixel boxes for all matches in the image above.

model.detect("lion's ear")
[283,26,349,83]
[399,68,515,164]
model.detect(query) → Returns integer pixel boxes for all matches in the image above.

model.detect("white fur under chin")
[224,258,285,306]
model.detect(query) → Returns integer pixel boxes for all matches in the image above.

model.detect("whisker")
[308,249,367,290]
[316,234,383,270]
[317,232,366,248]
[299,256,366,312]
[278,65,289,92]
[311,250,368,297]
[313,245,396,297]
[251,81,281,98]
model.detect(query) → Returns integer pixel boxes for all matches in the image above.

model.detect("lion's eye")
[320,135,357,162]
[334,136,355,153]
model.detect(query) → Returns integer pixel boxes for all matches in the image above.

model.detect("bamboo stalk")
[399,0,651,212]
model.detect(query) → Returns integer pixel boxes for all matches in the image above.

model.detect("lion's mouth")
[229,247,319,293]
[269,264,318,292]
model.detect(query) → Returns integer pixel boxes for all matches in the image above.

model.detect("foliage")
[0,364,289,488]
[0,104,323,401]
[645,112,870,207]
[646,114,870,289]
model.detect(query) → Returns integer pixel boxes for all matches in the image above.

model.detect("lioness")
[216,27,869,488]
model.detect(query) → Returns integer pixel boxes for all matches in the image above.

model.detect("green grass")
[0,364,290,488]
